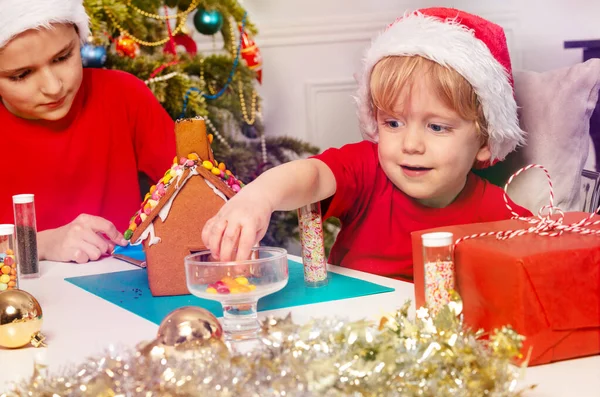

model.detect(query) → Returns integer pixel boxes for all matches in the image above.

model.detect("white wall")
[196,1,600,151]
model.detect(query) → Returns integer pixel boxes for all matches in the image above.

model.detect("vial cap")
[422,232,454,247]
[13,194,34,204]
[0,224,15,236]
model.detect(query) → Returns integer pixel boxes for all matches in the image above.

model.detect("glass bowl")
[184,246,288,341]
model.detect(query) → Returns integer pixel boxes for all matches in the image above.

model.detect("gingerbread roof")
[125,117,244,243]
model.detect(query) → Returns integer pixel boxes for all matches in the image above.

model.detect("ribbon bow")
[455,164,600,246]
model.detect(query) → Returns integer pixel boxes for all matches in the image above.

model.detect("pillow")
[477,59,600,213]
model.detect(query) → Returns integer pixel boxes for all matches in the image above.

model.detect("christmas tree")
[81,0,328,249]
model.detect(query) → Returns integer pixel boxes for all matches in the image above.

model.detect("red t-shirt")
[0,69,175,232]
[314,141,532,281]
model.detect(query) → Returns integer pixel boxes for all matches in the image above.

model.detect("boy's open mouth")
[401,165,432,171]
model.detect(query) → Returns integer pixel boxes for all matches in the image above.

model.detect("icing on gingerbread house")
[125,117,244,296]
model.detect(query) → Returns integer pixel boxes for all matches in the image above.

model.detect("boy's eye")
[428,123,449,133]
[385,120,402,128]
[54,51,73,63]
[9,70,31,81]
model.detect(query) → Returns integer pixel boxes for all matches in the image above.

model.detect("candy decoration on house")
[125,117,244,296]
[239,25,263,84]
[0,289,46,349]
[115,35,140,58]
[193,7,224,35]
[7,298,531,396]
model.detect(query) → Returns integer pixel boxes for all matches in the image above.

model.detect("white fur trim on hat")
[0,0,90,49]
[355,11,525,163]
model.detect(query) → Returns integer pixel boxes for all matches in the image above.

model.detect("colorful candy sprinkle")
[424,260,455,315]
[298,207,328,284]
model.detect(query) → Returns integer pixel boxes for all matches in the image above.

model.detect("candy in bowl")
[184,247,288,341]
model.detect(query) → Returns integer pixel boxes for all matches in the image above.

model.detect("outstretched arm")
[202,158,335,261]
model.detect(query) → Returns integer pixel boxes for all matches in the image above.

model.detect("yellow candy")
[230,287,241,294]
[0,274,10,284]
[234,276,249,285]
[173,156,178,164]
[144,193,151,201]
[149,185,157,194]
[211,167,221,175]
[129,222,137,231]
[208,134,214,144]
[147,199,158,207]
[162,174,172,184]
[5,249,13,255]
[238,285,251,293]
[218,162,226,171]
[1,265,10,275]
[188,153,200,161]
[248,284,256,291]
[144,202,152,211]
[206,287,217,294]
[202,160,214,170]
[221,276,236,287]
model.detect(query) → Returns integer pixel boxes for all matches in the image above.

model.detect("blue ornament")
[193,8,223,35]
[80,43,107,68]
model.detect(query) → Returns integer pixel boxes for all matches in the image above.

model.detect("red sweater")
[314,141,532,280]
[0,69,175,232]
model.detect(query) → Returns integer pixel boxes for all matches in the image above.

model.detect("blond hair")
[369,56,488,140]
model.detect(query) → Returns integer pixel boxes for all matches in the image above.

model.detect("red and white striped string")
[455,164,600,246]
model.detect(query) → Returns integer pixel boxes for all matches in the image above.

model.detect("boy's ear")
[475,142,492,163]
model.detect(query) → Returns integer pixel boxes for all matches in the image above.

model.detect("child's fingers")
[72,240,102,264]
[81,230,111,254]
[236,224,257,261]
[219,223,241,262]
[207,218,228,260]
[82,215,127,246]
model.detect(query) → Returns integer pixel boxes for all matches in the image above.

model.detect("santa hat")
[0,0,90,49]
[356,7,525,164]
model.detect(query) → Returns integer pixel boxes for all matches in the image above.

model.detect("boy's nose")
[401,126,426,154]
[39,69,63,97]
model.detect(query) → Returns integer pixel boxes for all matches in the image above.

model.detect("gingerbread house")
[124,117,243,296]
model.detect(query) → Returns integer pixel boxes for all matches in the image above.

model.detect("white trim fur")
[0,0,90,49]
[355,11,525,162]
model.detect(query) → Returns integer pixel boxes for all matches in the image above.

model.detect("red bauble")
[115,36,140,58]
[163,33,198,56]
[239,26,263,84]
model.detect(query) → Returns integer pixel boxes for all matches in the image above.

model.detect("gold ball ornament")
[0,289,46,349]
[156,306,223,347]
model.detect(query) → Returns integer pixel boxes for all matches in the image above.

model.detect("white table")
[1,257,599,395]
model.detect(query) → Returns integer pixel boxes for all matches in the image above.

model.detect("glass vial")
[13,194,40,279]
[422,232,455,315]
[0,224,18,291]
[297,202,328,287]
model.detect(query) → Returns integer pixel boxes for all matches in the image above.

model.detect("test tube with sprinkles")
[0,224,18,291]
[297,202,328,287]
[421,232,455,315]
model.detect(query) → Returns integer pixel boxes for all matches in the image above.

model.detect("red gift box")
[412,212,600,366]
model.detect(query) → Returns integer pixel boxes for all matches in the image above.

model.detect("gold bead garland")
[126,0,200,20]
[238,80,258,125]
[103,4,188,46]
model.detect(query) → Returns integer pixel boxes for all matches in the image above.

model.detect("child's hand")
[38,214,128,263]
[202,192,273,262]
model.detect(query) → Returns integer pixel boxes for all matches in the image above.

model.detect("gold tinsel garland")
[2,299,531,396]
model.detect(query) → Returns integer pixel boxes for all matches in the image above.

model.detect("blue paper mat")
[65,260,395,325]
